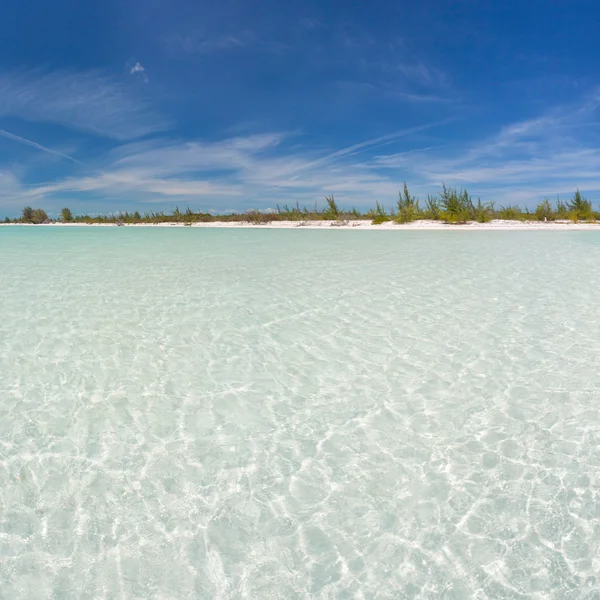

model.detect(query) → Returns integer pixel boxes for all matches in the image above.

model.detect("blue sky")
[1,0,600,216]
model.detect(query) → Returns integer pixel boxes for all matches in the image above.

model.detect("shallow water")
[1,227,600,599]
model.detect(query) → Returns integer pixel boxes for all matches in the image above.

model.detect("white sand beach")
[4,219,600,230]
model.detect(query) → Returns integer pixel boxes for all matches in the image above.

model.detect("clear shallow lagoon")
[1,227,600,599]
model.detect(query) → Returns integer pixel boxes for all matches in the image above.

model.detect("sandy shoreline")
[3,219,600,230]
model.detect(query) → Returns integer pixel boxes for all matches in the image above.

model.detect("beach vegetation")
[395,183,420,223]
[555,199,569,219]
[370,201,390,224]
[20,206,48,224]
[8,186,597,227]
[439,185,472,223]
[473,198,494,222]
[534,199,554,221]
[567,189,593,221]
[497,205,523,220]
[423,195,441,220]
[323,195,340,219]
[21,206,34,222]
[371,215,389,224]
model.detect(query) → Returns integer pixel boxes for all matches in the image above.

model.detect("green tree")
[323,195,340,219]
[370,201,390,224]
[395,182,420,223]
[21,206,34,223]
[567,189,592,220]
[498,205,523,220]
[61,207,73,222]
[534,199,554,221]
[472,198,493,223]
[423,195,441,220]
[439,184,472,223]
[31,209,48,224]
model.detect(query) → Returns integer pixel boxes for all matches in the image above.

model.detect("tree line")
[2,186,596,225]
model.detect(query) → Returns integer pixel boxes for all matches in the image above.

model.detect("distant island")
[3,184,598,226]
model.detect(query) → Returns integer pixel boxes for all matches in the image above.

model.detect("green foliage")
[555,199,569,219]
[473,198,493,223]
[439,184,472,223]
[244,209,278,224]
[497,205,523,220]
[370,215,388,224]
[13,186,596,226]
[534,199,554,221]
[369,201,390,224]
[323,195,340,219]
[3,217,10,223]
[33,209,48,224]
[423,195,441,220]
[370,203,388,223]
[21,206,48,224]
[395,182,420,223]
[567,189,593,221]
[21,206,34,223]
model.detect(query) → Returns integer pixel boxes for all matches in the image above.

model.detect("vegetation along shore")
[3,185,598,226]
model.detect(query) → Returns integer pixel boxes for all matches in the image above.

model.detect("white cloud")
[0,171,22,198]
[6,86,600,213]
[167,32,250,55]
[0,68,166,139]
[0,128,81,163]
[129,62,148,82]
[130,62,145,75]
[16,129,419,208]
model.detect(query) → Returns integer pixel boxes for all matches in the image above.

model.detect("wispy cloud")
[167,31,251,55]
[396,62,447,87]
[0,128,81,163]
[14,122,444,209]
[8,86,600,213]
[0,68,167,140]
[0,170,22,202]
[129,62,148,83]
[372,88,600,204]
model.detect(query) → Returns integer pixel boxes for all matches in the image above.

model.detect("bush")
[61,207,73,222]
[370,201,390,224]
[21,206,34,223]
[323,195,340,219]
[472,198,493,223]
[497,205,523,220]
[21,206,48,224]
[395,182,420,223]
[439,185,471,223]
[423,195,441,220]
[534,199,554,221]
[555,200,569,219]
[244,210,277,224]
[567,189,593,221]
[372,214,390,225]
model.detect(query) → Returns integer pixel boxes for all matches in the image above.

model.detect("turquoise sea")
[1,227,600,599]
